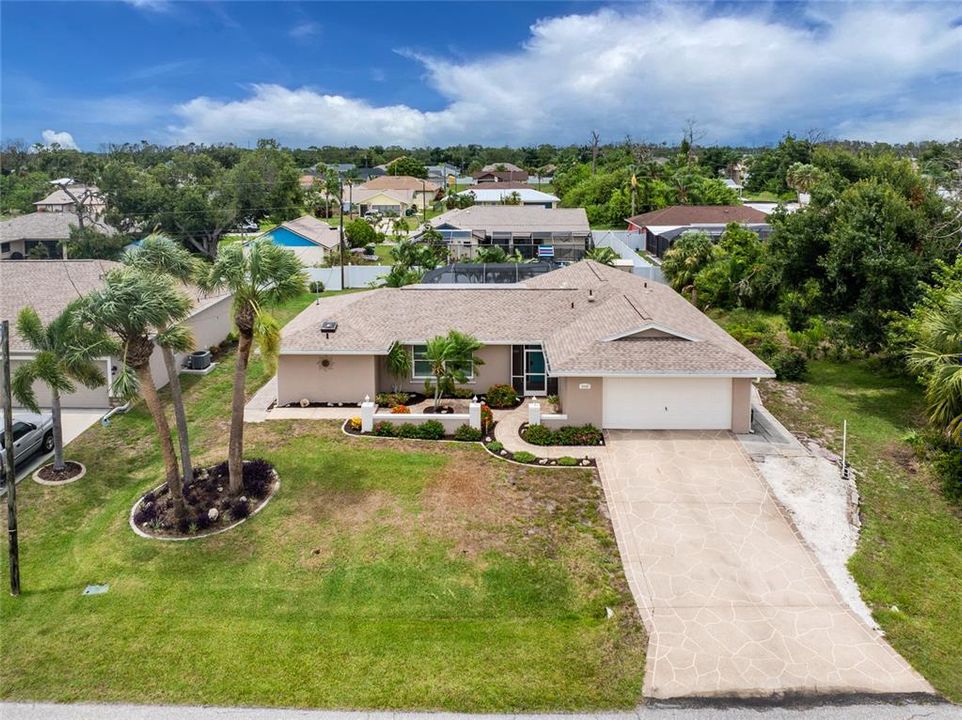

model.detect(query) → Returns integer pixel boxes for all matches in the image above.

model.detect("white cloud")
[122,0,170,11]
[289,21,320,40]
[41,130,79,150]
[168,4,962,146]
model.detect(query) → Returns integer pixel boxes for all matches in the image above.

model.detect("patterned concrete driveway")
[598,430,934,700]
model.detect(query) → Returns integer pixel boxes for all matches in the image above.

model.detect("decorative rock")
[299,398,310,408]
[208,508,219,521]
[605,606,614,619]
[500,450,508,456]
[217,486,223,492]
[538,459,547,465]
[239,496,248,503]
[890,605,900,613]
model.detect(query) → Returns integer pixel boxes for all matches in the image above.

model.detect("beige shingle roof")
[431,206,590,234]
[275,215,340,249]
[1,260,229,354]
[626,205,769,227]
[282,261,773,377]
[359,175,440,192]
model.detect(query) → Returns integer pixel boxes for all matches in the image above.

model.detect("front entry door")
[524,347,547,396]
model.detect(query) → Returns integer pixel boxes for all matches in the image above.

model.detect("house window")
[411,344,473,380]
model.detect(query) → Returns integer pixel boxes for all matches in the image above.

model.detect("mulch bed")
[132,459,277,538]
[36,461,84,483]
[281,400,361,409]
[484,441,597,468]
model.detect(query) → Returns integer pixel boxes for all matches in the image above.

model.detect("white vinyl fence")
[305,265,392,291]
[592,231,665,284]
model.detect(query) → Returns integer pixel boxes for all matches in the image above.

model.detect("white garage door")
[602,377,732,430]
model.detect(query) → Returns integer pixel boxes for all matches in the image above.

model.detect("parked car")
[0,412,54,482]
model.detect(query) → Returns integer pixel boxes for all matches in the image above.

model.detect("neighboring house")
[276,260,773,431]
[0,211,117,261]
[420,261,563,284]
[358,175,441,210]
[722,178,743,194]
[457,185,560,208]
[625,205,771,257]
[354,166,387,182]
[33,183,106,216]
[257,215,340,266]
[427,205,591,262]
[426,163,460,183]
[481,162,524,173]
[298,174,317,190]
[350,187,416,217]
[473,169,530,183]
[1,261,233,409]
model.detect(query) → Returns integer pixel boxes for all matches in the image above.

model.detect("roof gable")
[603,322,701,342]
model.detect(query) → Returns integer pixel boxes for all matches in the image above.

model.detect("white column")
[528,402,541,426]
[469,400,482,430]
[361,396,375,433]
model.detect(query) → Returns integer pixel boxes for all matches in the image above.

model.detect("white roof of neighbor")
[743,202,801,215]
[458,188,560,204]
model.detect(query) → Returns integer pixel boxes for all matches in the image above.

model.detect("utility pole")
[1,320,21,596]
[421,179,427,225]
[338,178,346,291]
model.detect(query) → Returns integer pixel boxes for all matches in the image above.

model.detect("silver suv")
[0,412,55,481]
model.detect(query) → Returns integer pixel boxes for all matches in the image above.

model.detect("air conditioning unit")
[186,350,212,371]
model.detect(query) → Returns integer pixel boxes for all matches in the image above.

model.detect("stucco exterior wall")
[730,378,753,434]
[278,354,377,406]
[558,376,603,426]
[377,344,512,396]
[150,295,233,391]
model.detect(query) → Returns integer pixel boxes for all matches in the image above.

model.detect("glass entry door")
[524,347,547,395]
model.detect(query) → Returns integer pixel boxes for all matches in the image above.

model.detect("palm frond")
[156,322,195,354]
[253,310,281,374]
[110,360,140,401]
[11,363,41,414]
[15,306,47,352]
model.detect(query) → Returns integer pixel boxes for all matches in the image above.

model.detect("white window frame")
[410,344,474,381]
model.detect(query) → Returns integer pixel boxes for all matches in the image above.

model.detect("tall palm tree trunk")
[50,388,65,472]
[228,331,252,495]
[162,347,193,485]
[136,364,186,524]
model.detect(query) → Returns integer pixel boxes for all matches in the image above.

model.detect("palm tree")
[423,331,484,410]
[203,239,306,494]
[908,291,962,441]
[661,230,718,306]
[11,301,114,472]
[79,268,194,523]
[123,234,202,484]
[584,246,619,266]
[386,341,411,392]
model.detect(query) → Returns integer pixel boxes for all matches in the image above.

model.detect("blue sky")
[2,1,960,150]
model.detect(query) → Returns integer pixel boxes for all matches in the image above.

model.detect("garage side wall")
[558,377,603,426]
[730,378,753,434]
[277,354,377,406]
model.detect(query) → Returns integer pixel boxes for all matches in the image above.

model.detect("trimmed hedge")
[522,423,604,446]
[454,424,483,441]
[368,419,446,440]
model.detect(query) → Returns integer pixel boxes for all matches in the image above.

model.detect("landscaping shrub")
[513,451,537,463]
[243,458,274,498]
[933,449,962,504]
[348,417,362,431]
[373,421,396,437]
[546,394,561,412]
[554,424,604,446]
[557,456,579,466]
[390,404,411,414]
[486,441,504,452]
[396,423,421,439]
[485,384,518,409]
[454,424,482,441]
[772,349,808,381]
[523,423,555,446]
[376,392,410,408]
[228,496,251,520]
[309,280,325,293]
[418,420,445,440]
[134,499,158,525]
[192,511,212,531]
[480,403,493,432]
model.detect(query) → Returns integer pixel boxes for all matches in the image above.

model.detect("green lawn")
[0,291,645,711]
[759,360,962,702]
[374,244,394,262]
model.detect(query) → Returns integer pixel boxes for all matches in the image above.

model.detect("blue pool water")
[264,227,315,247]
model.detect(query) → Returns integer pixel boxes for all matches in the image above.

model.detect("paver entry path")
[598,430,934,699]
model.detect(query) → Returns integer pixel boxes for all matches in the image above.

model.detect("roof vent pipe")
[588,289,595,303]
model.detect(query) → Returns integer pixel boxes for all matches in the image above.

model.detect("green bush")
[375,392,411,408]
[373,421,396,437]
[396,423,420,439]
[485,384,518,409]
[554,424,604,446]
[418,420,445,440]
[522,423,555,446]
[933,447,962,504]
[513,451,537,463]
[772,349,808,381]
[557,456,579,466]
[486,440,504,452]
[309,280,325,293]
[454,424,482,441]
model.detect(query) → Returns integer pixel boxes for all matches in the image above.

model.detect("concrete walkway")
[244,376,356,423]
[493,400,605,459]
[597,430,934,700]
[3,700,956,720]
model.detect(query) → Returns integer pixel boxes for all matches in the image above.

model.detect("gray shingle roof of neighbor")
[0,260,230,354]
[626,205,769,227]
[281,260,774,378]
[431,206,590,234]
[0,211,116,242]
[33,184,102,207]
[273,215,341,249]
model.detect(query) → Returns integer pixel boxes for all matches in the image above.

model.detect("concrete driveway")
[598,430,933,700]
[7,409,103,484]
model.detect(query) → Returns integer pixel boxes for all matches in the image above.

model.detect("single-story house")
[626,205,771,257]
[2,260,233,409]
[427,206,591,261]
[358,175,441,210]
[257,215,340,266]
[349,188,416,217]
[1,211,117,261]
[457,186,560,208]
[276,261,773,431]
[473,169,529,183]
[426,163,460,183]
